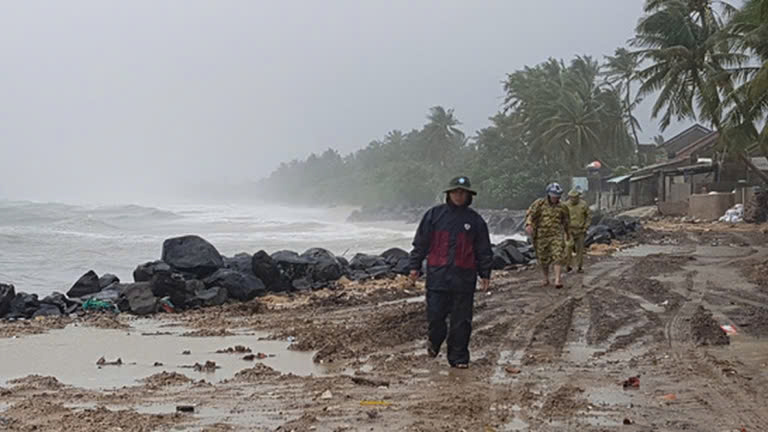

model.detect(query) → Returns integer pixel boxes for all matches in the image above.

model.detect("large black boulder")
[32,304,63,318]
[350,253,388,270]
[391,257,411,275]
[301,248,336,262]
[40,292,71,313]
[8,293,40,319]
[0,283,15,317]
[312,259,343,282]
[192,286,229,307]
[67,270,101,298]
[133,261,172,282]
[271,250,313,281]
[89,284,122,303]
[251,251,281,287]
[161,235,224,278]
[302,248,343,282]
[381,248,409,265]
[366,265,392,279]
[118,283,158,316]
[224,253,254,275]
[204,269,265,301]
[98,274,120,289]
[151,271,192,308]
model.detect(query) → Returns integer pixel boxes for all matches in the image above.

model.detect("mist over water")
[0,200,418,297]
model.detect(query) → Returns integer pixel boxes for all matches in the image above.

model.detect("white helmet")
[546,182,563,197]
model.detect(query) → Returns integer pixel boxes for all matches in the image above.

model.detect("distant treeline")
[255,56,635,209]
[255,0,768,209]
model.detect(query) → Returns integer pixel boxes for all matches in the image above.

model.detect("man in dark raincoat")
[409,176,493,368]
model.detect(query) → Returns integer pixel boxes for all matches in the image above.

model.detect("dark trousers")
[426,289,474,365]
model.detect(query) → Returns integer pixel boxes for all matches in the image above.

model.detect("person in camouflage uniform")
[525,183,570,288]
[566,188,590,273]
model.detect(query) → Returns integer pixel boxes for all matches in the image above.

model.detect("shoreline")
[2,223,768,430]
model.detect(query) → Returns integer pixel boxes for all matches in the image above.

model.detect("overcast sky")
[0,0,693,203]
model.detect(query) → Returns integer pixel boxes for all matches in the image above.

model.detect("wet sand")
[2,225,768,431]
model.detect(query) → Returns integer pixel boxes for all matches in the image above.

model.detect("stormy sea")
[0,200,419,297]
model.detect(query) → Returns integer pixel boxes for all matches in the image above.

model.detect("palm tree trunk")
[626,86,641,165]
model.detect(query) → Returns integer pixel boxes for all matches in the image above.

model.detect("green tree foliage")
[255,57,640,208]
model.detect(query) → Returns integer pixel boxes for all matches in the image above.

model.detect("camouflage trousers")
[568,232,586,269]
[534,233,566,267]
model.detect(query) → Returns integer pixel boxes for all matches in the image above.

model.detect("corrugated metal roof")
[607,174,632,184]
[630,174,655,182]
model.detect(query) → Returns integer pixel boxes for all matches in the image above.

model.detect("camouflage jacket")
[566,199,591,234]
[526,198,569,238]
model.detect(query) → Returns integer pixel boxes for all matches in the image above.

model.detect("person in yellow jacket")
[565,188,591,273]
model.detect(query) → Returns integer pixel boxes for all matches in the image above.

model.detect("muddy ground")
[2,224,768,431]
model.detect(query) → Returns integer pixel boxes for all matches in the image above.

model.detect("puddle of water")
[501,417,529,431]
[65,401,278,431]
[615,245,689,257]
[491,349,524,384]
[693,245,752,258]
[0,322,322,389]
[564,305,603,364]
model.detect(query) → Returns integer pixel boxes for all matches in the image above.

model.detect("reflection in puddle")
[0,320,322,389]
[502,417,529,431]
[615,245,689,257]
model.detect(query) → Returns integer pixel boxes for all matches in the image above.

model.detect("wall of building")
[689,193,735,220]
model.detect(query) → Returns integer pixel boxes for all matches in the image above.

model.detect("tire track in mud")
[482,260,633,429]
[665,278,768,431]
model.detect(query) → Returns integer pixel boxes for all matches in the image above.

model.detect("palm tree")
[603,48,643,158]
[422,106,465,168]
[538,56,633,173]
[724,0,768,154]
[630,0,745,131]
[502,56,634,175]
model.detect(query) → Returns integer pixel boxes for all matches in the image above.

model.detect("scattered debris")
[180,361,220,373]
[96,356,122,366]
[360,400,392,407]
[350,376,390,387]
[216,345,252,354]
[719,204,744,223]
[622,376,640,389]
